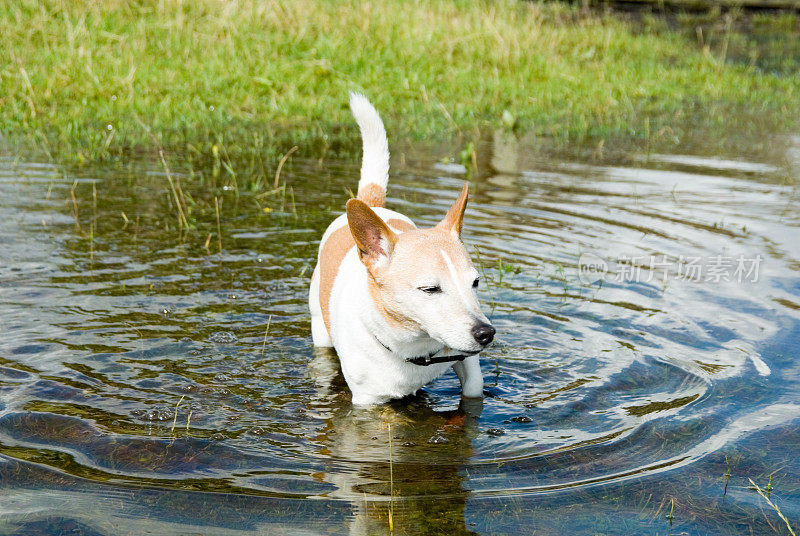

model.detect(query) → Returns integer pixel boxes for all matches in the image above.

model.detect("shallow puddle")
[1,130,799,535]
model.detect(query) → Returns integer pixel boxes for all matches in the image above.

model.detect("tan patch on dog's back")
[358,183,386,208]
[318,226,354,333]
[318,217,416,334]
[386,218,414,233]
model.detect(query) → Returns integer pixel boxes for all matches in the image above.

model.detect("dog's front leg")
[453,355,483,398]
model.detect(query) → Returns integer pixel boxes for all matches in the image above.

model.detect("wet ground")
[1,128,799,535]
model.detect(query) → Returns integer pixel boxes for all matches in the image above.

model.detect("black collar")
[407,353,469,366]
[373,334,470,367]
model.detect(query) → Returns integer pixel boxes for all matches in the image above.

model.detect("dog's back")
[309,94,415,347]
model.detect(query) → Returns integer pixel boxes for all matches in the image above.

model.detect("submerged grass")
[1,0,799,165]
[749,478,797,536]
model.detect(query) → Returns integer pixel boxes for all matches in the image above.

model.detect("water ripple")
[1,137,799,533]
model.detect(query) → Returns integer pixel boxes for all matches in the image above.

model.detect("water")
[619,7,800,76]
[1,130,799,535]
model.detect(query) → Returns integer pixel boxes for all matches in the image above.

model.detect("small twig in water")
[160,149,190,233]
[388,423,394,533]
[90,181,97,263]
[274,146,298,188]
[667,497,674,536]
[289,186,297,217]
[170,395,185,440]
[749,478,796,536]
[214,196,223,255]
[722,455,731,504]
[133,115,189,232]
[70,179,82,234]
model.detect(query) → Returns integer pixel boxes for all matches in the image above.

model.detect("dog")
[308,93,495,405]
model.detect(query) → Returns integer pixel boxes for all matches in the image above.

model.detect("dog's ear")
[438,182,469,237]
[346,199,398,270]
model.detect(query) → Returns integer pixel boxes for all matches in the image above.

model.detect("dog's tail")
[350,92,389,208]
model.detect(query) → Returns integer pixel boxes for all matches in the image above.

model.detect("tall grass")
[1,0,798,162]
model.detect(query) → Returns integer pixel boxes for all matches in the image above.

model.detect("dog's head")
[346,183,495,353]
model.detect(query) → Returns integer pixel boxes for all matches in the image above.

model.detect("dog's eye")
[418,285,442,294]
[472,278,480,288]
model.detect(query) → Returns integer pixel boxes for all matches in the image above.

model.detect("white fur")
[309,265,332,347]
[329,249,455,405]
[441,249,471,308]
[453,355,483,398]
[349,92,389,196]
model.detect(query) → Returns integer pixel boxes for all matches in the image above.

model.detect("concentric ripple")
[1,133,799,534]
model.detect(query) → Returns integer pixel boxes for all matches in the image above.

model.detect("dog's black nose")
[471,323,496,346]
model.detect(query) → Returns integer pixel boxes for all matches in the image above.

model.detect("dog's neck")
[359,275,445,362]
[371,331,469,366]
[361,279,472,366]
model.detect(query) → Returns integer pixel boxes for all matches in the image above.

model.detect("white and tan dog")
[309,94,495,405]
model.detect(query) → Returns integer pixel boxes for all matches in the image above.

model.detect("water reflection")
[311,348,479,535]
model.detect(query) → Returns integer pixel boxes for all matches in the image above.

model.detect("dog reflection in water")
[309,348,482,536]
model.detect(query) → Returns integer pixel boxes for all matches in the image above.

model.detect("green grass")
[1,0,799,164]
